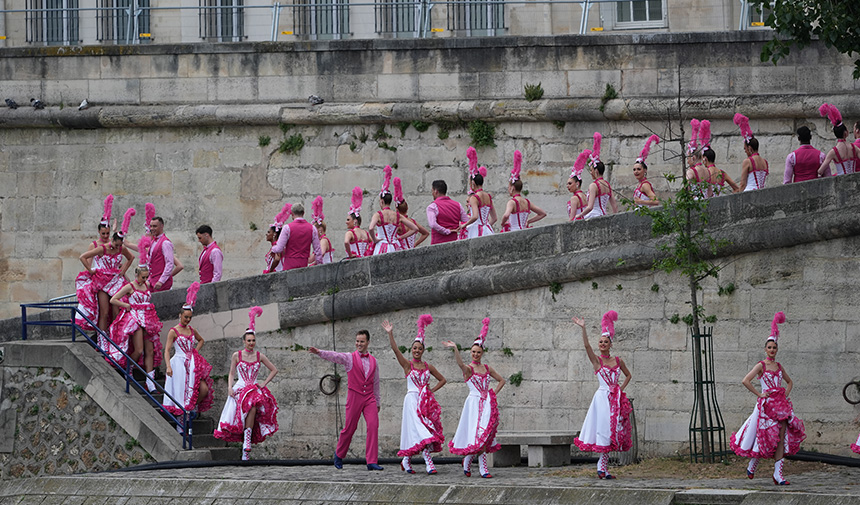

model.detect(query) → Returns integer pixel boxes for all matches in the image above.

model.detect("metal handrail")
[20,301,195,450]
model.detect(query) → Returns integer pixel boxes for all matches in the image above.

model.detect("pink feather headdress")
[144,203,156,234]
[478,166,487,178]
[311,196,325,225]
[415,314,434,344]
[247,306,263,334]
[272,202,292,231]
[601,310,619,340]
[768,311,786,342]
[473,317,491,348]
[570,149,592,179]
[349,187,363,216]
[819,103,843,127]
[137,236,152,268]
[589,132,603,167]
[636,135,660,164]
[100,194,114,227]
[118,208,135,238]
[380,165,393,197]
[698,120,712,150]
[687,119,700,155]
[467,146,479,178]
[393,177,404,206]
[509,150,522,183]
[183,282,201,311]
[733,113,754,142]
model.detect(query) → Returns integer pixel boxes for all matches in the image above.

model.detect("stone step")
[192,434,227,448]
[208,447,242,461]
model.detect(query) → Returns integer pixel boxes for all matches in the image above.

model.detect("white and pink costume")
[264,202,292,274]
[820,104,858,176]
[105,283,163,369]
[584,180,612,219]
[213,350,279,443]
[466,193,494,238]
[743,157,769,191]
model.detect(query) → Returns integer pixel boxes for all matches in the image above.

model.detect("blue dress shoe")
[367,464,384,471]
[334,454,343,469]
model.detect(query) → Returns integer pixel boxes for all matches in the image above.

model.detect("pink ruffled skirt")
[398,388,444,457]
[214,380,279,444]
[574,385,633,453]
[103,305,164,369]
[74,269,127,331]
[162,348,215,415]
[730,389,805,459]
[448,390,500,456]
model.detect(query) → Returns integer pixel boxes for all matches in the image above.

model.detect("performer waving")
[383,316,446,475]
[162,282,214,419]
[572,311,633,479]
[214,307,279,460]
[444,318,505,478]
[730,312,805,485]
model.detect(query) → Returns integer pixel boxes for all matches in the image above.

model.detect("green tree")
[751,0,860,78]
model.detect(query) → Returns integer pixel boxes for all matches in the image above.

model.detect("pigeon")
[308,95,324,105]
[30,98,45,110]
[78,99,89,110]
[5,98,18,109]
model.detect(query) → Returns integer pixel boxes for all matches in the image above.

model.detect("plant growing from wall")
[279,133,305,154]
[411,121,431,132]
[599,83,618,112]
[524,82,544,102]
[468,120,496,148]
[508,371,523,387]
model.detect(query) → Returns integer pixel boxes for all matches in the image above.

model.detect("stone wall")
[0,366,154,478]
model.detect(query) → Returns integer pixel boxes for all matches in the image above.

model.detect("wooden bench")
[489,431,578,468]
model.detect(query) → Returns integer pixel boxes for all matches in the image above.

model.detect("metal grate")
[199,0,245,42]
[25,0,80,45]
[374,0,430,36]
[96,0,151,43]
[447,0,504,35]
[293,0,349,38]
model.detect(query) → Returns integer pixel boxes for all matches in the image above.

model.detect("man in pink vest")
[270,203,322,270]
[784,126,825,184]
[308,330,383,471]
[426,180,467,245]
[196,224,223,283]
[149,217,179,291]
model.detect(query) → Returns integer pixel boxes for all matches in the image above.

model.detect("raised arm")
[571,317,600,371]
[442,341,471,376]
[383,320,410,372]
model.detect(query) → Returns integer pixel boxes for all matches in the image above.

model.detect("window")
[615,0,664,29]
[97,0,150,43]
[375,0,431,37]
[26,0,80,45]
[200,0,245,42]
[447,0,505,36]
[293,0,350,39]
[748,2,772,27]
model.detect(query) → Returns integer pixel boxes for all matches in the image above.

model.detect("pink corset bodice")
[237,352,262,385]
[173,328,196,355]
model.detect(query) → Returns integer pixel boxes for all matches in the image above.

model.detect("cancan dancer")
[572,311,633,479]
[309,196,334,265]
[817,103,858,176]
[734,113,769,192]
[463,146,496,237]
[162,282,214,422]
[383,316,446,475]
[309,329,383,470]
[567,150,590,220]
[393,177,429,249]
[501,150,546,230]
[577,133,619,219]
[633,135,660,207]
[370,165,418,254]
[443,318,505,478]
[264,202,292,273]
[730,312,805,485]
[345,187,374,258]
[214,307,279,461]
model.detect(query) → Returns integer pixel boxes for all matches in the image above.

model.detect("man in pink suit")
[426,180,468,245]
[308,330,383,471]
[149,217,178,291]
[196,224,223,283]
[270,203,322,270]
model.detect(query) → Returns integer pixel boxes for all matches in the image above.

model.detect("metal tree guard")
[689,326,727,462]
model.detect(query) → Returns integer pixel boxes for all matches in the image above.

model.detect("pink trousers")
[336,392,379,464]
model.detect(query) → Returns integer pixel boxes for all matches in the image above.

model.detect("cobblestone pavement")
[84,461,860,495]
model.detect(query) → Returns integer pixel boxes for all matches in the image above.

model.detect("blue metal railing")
[20,301,195,450]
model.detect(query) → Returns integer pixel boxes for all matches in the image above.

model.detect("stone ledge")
[1,95,858,130]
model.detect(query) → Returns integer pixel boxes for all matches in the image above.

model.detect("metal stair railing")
[20,301,196,450]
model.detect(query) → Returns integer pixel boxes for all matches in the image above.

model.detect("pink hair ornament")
[349,186,364,217]
[118,208,136,238]
[473,317,491,348]
[687,119,701,155]
[589,132,603,167]
[698,120,712,150]
[247,306,263,334]
[311,196,324,226]
[137,236,152,268]
[393,177,404,206]
[819,103,843,127]
[768,311,786,342]
[380,165,393,197]
[601,310,619,340]
[636,135,660,164]
[415,314,434,344]
[571,149,592,179]
[733,113,754,142]
[509,150,522,183]
[272,202,292,231]
[183,282,200,311]
[144,203,156,234]
[478,166,487,178]
[100,194,114,227]
[467,146,478,178]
